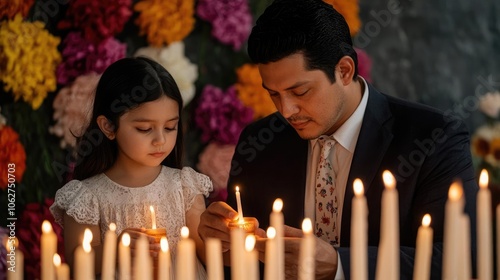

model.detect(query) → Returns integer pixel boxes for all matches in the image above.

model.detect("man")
[198,0,478,278]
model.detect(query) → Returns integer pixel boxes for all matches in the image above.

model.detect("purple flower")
[195,85,253,145]
[196,0,252,50]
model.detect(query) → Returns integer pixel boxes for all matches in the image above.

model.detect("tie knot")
[317,136,336,156]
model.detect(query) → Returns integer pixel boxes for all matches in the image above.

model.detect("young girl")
[50,57,212,279]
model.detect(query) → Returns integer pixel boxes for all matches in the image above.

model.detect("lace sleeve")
[180,167,213,210]
[49,180,100,227]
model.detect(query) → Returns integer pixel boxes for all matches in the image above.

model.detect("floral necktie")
[315,136,339,246]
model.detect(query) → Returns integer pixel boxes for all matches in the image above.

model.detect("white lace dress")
[50,166,212,280]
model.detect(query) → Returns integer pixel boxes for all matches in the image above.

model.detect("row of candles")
[5,169,500,280]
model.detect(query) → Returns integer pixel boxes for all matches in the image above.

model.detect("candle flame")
[245,235,256,252]
[160,237,169,252]
[267,227,276,239]
[422,214,431,227]
[382,170,396,190]
[150,205,157,229]
[302,218,312,234]
[181,226,190,238]
[479,169,489,189]
[83,228,93,253]
[273,198,283,212]
[109,223,116,232]
[53,253,61,267]
[42,220,53,233]
[353,179,364,196]
[122,233,130,247]
[236,186,240,192]
[448,181,463,201]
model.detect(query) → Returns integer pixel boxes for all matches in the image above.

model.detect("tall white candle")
[118,233,131,280]
[74,229,94,280]
[351,179,368,280]
[158,237,171,280]
[264,227,278,280]
[6,237,23,280]
[298,218,315,280]
[175,227,195,280]
[459,214,472,280]
[270,198,284,280]
[477,169,493,280]
[375,170,399,280]
[101,223,117,280]
[134,234,152,280]
[230,227,245,280]
[150,205,157,229]
[235,186,244,222]
[442,181,464,279]
[41,220,57,280]
[413,214,433,280]
[206,238,223,280]
[53,254,69,280]
[245,235,259,280]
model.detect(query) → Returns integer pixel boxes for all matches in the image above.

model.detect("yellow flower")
[134,0,195,46]
[323,0,361,37]
[0,14,61,109]
[0,0,35,19]
[235,64,276,120]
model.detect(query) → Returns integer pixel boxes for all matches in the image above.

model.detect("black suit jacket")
[226,84,478,279]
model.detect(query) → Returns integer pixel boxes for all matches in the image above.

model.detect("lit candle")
[350,179,367,280]
[6,237,23,280]
[235,186,244,222]
[41,220,57,280]
[206,238,223,280]
[270,198,284,280]
[264,227,278,280]
[158,237,171,280]
[175,227,195,280]
[442,181,464,279]
[230,227,245,280]
[375,170,399,280]
[413,214,433,280]
[101,223,117,280]
[53,254,69,280]
[477,169,493,280]
[74,229,94,280]
[134,234,152,280]
[459,214,472,279]
[298,218,315,280]
[245,235,259,280]
[150,205,157,229]
[118,233,131,280]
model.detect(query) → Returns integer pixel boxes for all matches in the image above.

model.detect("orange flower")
[235,64,276,120]
[0,126,27,189]
[323,0,361,37]
[0,0,35,19]
[134,0,195,46]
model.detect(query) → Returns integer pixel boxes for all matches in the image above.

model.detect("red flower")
[0,126,26,189]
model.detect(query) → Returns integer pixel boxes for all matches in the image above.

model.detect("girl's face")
[114,95,179,169]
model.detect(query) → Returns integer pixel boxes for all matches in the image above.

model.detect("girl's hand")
[120,227,161,258]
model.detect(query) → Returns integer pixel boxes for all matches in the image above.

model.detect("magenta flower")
[196,0,252,50]
[195,85,253,145]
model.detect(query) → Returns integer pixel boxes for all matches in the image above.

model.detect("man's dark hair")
[248,0,358,83]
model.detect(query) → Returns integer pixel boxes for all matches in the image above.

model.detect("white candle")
[375,170,399,280]
[101,223,117,280]
[459,215,472,280]
[175,227,195,280]
[158,237,171,280]
[413,214,433,280]
[74,229,94,280]
[497,204,500,279]
[264,227,278,280]
[118,233,131,280]
[298,218,315,280]
[245,235,259,280]
[6,237,23,280]
[230,227,245,280]
[53,254,69,280]
[350,179,368,280]
[235,186,244,222]
[41,220,57,280]
[442,181,464,279]
[206,238,223,280]
[150,205,157,229]
[134,234,152,280]
[270,198,284,280]
[477,169,493,280]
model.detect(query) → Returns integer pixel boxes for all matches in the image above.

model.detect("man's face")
[258,53,349,140]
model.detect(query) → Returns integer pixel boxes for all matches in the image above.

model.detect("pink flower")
[196,0,252,50]
[355,47,372,82]
[195,85,253,145]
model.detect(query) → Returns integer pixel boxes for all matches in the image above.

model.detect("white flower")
[134,42,198,107]
[479,91,500,118]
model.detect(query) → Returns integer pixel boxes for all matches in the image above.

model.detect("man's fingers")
[283,225,303,237]
[206,201,238,220]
